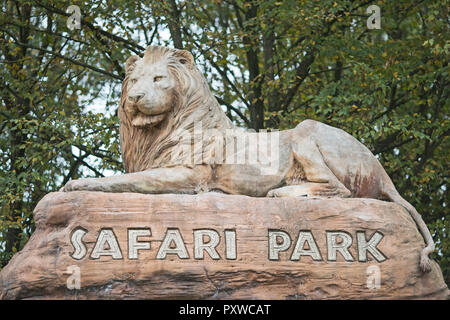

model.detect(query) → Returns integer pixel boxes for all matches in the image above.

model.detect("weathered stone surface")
[0,191,448,300]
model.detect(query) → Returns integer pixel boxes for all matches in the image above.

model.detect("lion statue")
[62,45,435,273]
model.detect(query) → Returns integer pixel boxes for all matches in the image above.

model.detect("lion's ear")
[125,55,140,75]
[174,49,194,66]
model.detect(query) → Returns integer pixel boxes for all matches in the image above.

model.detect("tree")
[1,0,448,285]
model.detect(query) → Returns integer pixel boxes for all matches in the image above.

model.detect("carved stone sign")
[70,227,386,263]
[58,46,435,274]
[0,191,447,299]
[1,46,447,300]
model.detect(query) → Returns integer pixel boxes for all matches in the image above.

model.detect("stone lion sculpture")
[62,45,434,272]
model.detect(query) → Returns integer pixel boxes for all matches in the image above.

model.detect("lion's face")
[123,47,194,128]
[124,59,178,127]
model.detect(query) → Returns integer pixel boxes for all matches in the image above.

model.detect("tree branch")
[1,28,123,80]
[34,1,145,54]
[215,95,250,126]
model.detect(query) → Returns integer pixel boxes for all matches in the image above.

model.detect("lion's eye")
[130,79,137,84]
[153,76,164,82]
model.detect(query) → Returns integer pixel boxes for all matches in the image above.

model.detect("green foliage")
[0,0,448,285]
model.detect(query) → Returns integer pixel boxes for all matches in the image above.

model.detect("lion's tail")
[381,175,435,273]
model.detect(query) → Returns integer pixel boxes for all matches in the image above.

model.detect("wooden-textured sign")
[70,226,387,263]
[0,191,448,299]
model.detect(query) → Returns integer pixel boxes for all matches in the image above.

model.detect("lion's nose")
[128,93,145,103]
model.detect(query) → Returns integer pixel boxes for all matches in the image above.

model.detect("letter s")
[71,228,87,260]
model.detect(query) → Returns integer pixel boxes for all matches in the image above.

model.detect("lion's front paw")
[266,186,309,198]
[61,179,81,192]
[61,178,100,192]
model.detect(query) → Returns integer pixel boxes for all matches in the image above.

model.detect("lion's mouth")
[131,112,166,127]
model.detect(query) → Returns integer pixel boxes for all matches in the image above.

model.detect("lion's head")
[119,46,233,173]
[122,46,195,128]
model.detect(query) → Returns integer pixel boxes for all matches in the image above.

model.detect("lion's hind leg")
[273,137,351,199]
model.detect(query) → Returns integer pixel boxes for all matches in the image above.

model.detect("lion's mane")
[118,46,233,173]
